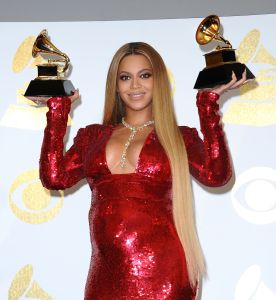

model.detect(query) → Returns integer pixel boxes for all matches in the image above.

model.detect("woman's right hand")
[69,89,80,103]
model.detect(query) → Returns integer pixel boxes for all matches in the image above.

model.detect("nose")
[130,76,141,89]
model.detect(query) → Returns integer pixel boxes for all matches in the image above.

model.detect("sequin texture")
[39,91,232,299]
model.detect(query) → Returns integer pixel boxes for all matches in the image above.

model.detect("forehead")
[118,54,152,72]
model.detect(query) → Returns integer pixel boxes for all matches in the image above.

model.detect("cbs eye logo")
[9,264,52,300]
[235,265,276,300]
[231,167,276,224]
[9,169,63,224]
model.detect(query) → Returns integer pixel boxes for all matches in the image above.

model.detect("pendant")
[120,118,154,168]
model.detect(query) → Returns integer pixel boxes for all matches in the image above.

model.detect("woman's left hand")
[206,69,247,96]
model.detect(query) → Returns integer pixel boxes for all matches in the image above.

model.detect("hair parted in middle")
[102,42,205,286]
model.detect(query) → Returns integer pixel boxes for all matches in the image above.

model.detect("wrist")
[47,97,71,121]
[47,96,71,112]
[196,90,220,107]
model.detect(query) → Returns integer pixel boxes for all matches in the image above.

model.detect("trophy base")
[194,62,255,89]
[24,79,75,103]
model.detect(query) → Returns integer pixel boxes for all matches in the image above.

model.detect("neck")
[124,109,153,126]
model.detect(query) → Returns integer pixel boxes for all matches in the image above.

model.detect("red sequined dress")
[40,91,231,300]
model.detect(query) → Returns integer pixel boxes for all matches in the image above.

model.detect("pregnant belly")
[85,197,194,299]
[91,197,176,245]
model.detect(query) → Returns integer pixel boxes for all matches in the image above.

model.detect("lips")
[128,92,146,99]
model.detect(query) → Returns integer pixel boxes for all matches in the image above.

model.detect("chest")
[106,127,154,174]
[84,127,171,182]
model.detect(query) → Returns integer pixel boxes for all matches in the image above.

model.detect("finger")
[238,69,247,84]
[228,69,247,89]
[227,71,238,87]
[70,89,80,103]
[207,71,242,95]
[218,72,238,93]
[219,72,238,91]
[75,89,80,97]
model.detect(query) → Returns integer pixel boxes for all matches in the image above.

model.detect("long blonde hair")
[103,42,205,286]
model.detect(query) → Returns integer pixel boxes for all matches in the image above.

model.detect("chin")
[126,102,152,112]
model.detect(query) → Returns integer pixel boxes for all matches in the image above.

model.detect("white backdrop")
[0,14,276,300]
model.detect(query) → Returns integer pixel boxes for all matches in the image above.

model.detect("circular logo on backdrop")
[235,265,276,300]
[8,264,52,300]
[9,169,64,224]
[231,167,276,224]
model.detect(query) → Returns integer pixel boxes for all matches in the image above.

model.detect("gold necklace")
[120,117,154,168]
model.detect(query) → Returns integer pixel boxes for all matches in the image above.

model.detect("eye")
[231,167,276,224]
[140,72,152,79]
[119,74,131,81]
[9,169,64,224]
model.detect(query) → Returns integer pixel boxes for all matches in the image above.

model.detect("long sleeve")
[182,90,232,187]
[39,96,91,190]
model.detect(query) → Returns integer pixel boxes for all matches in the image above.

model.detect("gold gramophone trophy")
[194,15,255,89]
[24,29,75,102]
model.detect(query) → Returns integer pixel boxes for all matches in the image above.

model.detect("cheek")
[117,86,128,102]
[117,81,129,93]
[146,82,154,92]
[146,78,153,88]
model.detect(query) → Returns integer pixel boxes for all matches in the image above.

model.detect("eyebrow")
[118,68,153,75]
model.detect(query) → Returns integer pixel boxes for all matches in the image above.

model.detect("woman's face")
[117,54,153,114]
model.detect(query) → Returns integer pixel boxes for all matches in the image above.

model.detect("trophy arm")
[48,53,70,73]
[215,34,232,49]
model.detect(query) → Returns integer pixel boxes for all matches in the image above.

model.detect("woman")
[40,42,246,299]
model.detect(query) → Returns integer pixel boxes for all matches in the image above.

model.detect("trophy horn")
[196,15,232,48]
[32,29,70,73]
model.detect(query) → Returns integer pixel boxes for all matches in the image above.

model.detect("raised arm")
[181,90,231,187]
[39,97,91,190]
[182,71,247,187]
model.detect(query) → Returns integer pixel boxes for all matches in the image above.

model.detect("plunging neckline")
[104,125,155,176]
